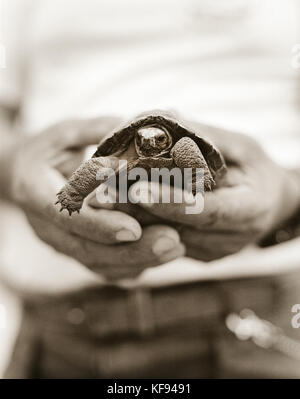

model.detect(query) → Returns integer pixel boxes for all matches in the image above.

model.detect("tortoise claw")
[58,204,75,216]
[57,203,75,216]
[55,188,83,216]
[206,182,212,191]
[55,197,82,216]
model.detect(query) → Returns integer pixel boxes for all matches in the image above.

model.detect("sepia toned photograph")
[0,0,300,383]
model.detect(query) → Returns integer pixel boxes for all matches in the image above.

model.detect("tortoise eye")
[158,136,166,142]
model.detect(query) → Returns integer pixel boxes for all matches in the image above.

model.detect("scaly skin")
[56,157,119,215]
[56,135,214,215]
[171,137,214,193]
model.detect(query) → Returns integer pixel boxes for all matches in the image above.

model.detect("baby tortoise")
[56,110,227,215]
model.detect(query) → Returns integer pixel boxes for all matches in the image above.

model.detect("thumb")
[49,116,123,150]
[74,116,123,147]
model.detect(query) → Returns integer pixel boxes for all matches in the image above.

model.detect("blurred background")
[0,0,300,377]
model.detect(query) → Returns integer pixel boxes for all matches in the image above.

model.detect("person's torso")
[1,0,300,294]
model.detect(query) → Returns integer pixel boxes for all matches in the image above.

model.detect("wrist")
[280,167,300,220]
[260,167,300,246]
[0,106,20,202]
[0,138,20,202]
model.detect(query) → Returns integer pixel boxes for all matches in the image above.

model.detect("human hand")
[91,122,300,261]
[5,118,184,279]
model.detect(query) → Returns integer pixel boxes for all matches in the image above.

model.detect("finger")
[88,191,164,226]
[20,166,142,244]
[23,116,123,163]
[98,224,185,270]
[48,116,122,149]
[88,173,259,230]
[86,164,252,228]
[181,121,264,165]
[180,226,257,261]
[53,149,86,178]
[129,180,263,230]
[60,205,143,244]
[28,214,185,278]
[97,225,186,279]
[49,148,85,168]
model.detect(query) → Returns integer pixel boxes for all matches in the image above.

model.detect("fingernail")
[152,237,176,256]
[116,229,137,242]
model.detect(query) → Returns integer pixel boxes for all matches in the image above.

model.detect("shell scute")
[94,110,226,180]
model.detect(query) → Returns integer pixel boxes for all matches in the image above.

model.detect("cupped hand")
[90,123,300,261]
[6,117,184,279]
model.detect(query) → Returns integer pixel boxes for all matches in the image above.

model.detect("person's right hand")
[4,118,184,280]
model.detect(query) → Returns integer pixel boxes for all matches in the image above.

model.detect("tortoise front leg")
[56,156,119,215]
[171,137,215,194]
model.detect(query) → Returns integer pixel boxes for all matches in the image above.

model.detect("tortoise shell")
[93,110,227,181]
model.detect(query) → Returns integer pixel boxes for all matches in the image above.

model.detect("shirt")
[0,0,299,293]
[1,0,300,378]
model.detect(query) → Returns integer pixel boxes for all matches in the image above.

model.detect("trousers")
[5,272,300,378]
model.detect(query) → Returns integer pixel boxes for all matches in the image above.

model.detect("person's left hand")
[89,122,300,261]
[90,186,252,261]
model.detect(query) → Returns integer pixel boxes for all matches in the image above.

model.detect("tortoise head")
[135,126,173,157]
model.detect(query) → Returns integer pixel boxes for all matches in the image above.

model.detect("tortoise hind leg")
[56,156,119,215]
[170,137,215,194]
